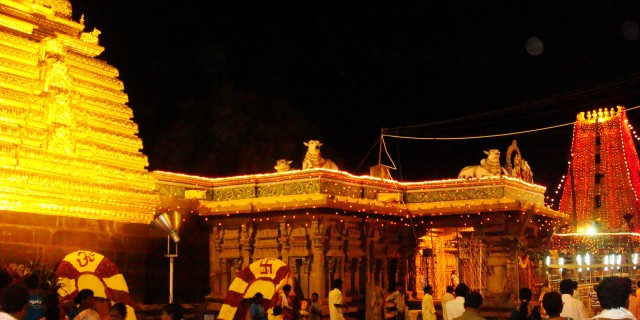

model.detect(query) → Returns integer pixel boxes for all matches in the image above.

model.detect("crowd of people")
[422,276,640,320]
[5,268,640,320]
[0,268,182,320]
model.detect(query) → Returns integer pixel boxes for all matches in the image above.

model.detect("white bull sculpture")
[458,149,508,179]
[302,140,339,170]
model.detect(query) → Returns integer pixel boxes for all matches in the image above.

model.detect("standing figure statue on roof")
[505,140,534,183]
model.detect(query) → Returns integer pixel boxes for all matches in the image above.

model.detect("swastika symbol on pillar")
[260,259,274,274]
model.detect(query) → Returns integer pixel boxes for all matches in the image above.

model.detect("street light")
[151,211,182,303]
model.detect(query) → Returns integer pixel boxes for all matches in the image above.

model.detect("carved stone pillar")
[487,253,508,296]
[372,226,388,290]
[210,226,223,298]
[326,220,345,295]
[290,227,310,297]
[240,224,253,268]
[219,226,241,296]
[309,220,326,299]
[344,258,353,295]
[279,222,291,266]
[346,221,365,295]
[220,259,228,296]
[252,227,279,260]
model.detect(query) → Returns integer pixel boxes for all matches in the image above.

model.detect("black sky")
[68,1,640,200]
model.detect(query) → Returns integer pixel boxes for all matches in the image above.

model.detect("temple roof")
[154,169,566,221]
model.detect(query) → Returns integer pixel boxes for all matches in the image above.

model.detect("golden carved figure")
[80,28,101,45]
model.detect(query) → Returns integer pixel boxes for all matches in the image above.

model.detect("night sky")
[68,1,640,200]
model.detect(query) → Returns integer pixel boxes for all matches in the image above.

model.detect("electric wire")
[383,74,640,134]
[382,105,640,141]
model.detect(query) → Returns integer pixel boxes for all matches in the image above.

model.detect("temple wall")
[207,214,409,303]
[0,210,150,303]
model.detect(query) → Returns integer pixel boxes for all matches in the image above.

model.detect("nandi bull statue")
[302,140,339,170]
[274,159,293,172]
[458,149,508,179]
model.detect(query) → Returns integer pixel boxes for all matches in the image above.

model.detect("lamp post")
[152,211,182,303]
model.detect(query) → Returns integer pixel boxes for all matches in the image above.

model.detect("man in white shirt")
[628,290,639,320]
[445,283,469,320]
[441,286,455,320]
[329,278,347,320]
[559,279,588,320]
[0,284,29,320]
[422,285,436,320]
[572,281,581,300]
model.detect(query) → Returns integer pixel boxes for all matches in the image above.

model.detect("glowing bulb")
[546,256,551,266]
[585,253,591,265]
[617,254,622,265]
[634,253,638,265]
[586,227,597,235]
[559,257,565,266]
[604,255,609,265]
[576,254,582,265]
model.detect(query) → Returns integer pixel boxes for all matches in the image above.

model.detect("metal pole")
[166,235,179,303]
[169,256,174,303]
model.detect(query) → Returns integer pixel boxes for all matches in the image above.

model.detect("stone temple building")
[155,168,567,308]
[0,0,568,316]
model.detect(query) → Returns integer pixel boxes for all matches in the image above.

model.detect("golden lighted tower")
[0,0,157,223]
[559,106,640,232]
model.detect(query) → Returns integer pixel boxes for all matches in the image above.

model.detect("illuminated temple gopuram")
[0,0,572,317]
[0,0,156,301]
[545,107,640,314]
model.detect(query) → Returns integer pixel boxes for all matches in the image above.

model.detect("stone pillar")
[309,220,326,299]
[279,222,290,265]
[240,224,253,268]
[210,226,223,298]
[344,258,353,295]
[302,258,311,297]
[220,259,229,296]
[487,253,508,297]
[346,221,365,295]
[290,226,311,298]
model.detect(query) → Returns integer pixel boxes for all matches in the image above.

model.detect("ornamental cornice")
[0,87,44,108]
[0,12,35,34]
[76,94,132,119]
[0,0,83,36]
[405,186,504,203]
[74,107,138,136]
[0,32,40,53]
[0,72,40,94]
[68,65,124,91]
[154,170,564,219]
[55,33,104,57]
[0,44,38,66]
[66,53,118,77]
[72,78,128,104]
[76,123,143,151]
[257,180,320,197]
[0,56,39,78]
